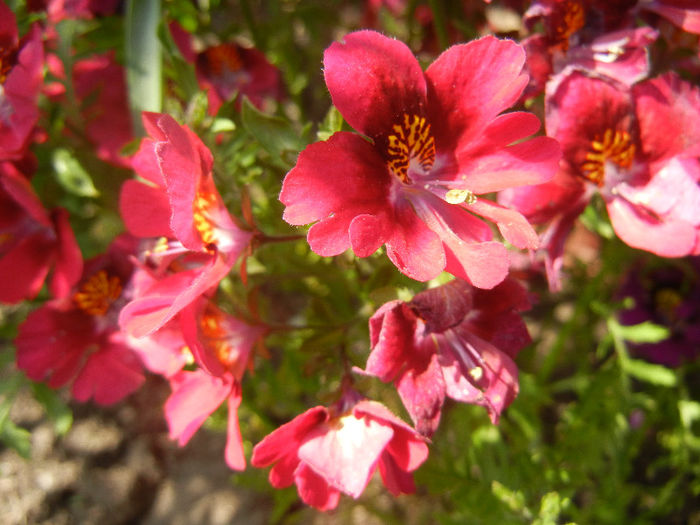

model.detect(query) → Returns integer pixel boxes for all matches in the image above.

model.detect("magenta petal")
[378,452,416,496]
[607,196,696,257]
[444,241,510,290]
[426,36,528,151]
[0,233,53,303]
[280,132,389,226]
[15,305,90,386]
[50,208,83,299]
[385,202,445,282]
[459,136,561,194]
[306,212,353,256]
[440,331,519,424]
[348,213,390,257]
[297,413,394,498]
[225,386,246,470]
[156,117,213,250]
[164,370,231,446]
[395,349,445,436]
[323,30,427,139]
[366,302,417,382]
[268,452,299,488]
[251,406,328,467]
[468,199,539,250]
[644,1,700,33]
[294,463,341,511]
[119,179,172,238]
[382,425,429,473]
[119,255,231,338]
[71,341,145,405]
[620,157,700,226]
[634,72,700,162]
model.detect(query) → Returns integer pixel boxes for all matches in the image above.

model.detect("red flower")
[15,235,144,405]
[501,71,700,286]
[165,299,265,470]
[169,22,284,114]
[280,31,560,288]
[0,3,43,161]
[251,389,429,511]
[0,162,81,303]
[118,112,252,337]
[363,278,530,436]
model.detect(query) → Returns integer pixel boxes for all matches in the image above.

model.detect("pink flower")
[15,235,145,405]
[280,31,560,288]
[164,299,265,470]
[169,22,284,114]
[502,71,700,286]
[73,52,132,167]
[363,278,530,436]
[118,112,252,337]
[0,162,81,303]
[251,389,429,511]
[0,4,43,161]
[521,1,658,100]
[44,51,133,167]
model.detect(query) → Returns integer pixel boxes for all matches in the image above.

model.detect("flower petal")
[607,196,696,257]
[251,406,328,467]
[426,36,528,152]
[297,413,393,498]
[280,132,390,226]
[323,30,427,140]
[164,370,231,446]
[468,198,540,250]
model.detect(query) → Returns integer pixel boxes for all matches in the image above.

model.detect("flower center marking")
[200,310,236,367]
[581,128,635,186]
[193,191,218,248]
[202,44,243,76]
[386,114,435,184]
[0,45,17,85]
[73,270,122,316]
[553,0,585,49]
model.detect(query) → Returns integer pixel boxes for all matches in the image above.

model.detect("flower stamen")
[386,114,435,184]
[200,310,236,367]
[581,128,635,186]
[73,270,122,316]
[193,192,218,248]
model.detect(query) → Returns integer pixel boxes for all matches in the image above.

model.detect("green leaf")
[211,118,236,133]
[31,383,73,436]
[616,321,670,344]
[240,97,306,168]
[125,0,162,136]
[316,105,344,141]
[52,148,100,197]
[620,358,677,387]
[0,420,31,458]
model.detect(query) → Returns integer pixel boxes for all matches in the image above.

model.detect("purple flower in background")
[617,257,700,367]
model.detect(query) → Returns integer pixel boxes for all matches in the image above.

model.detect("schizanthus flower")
[617,257,700,367]
[251,388,428,511]
[281,30,560,288]
[0,162,81,303]
[170,22,284,114]
[501,71,700,287]
[0,1,43,161]
[16,235,144,405]
[165,299,265,470]
[363,278,531,436]
[118,112,252,337]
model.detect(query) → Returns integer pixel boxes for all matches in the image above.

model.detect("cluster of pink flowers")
[3,0,699,513]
